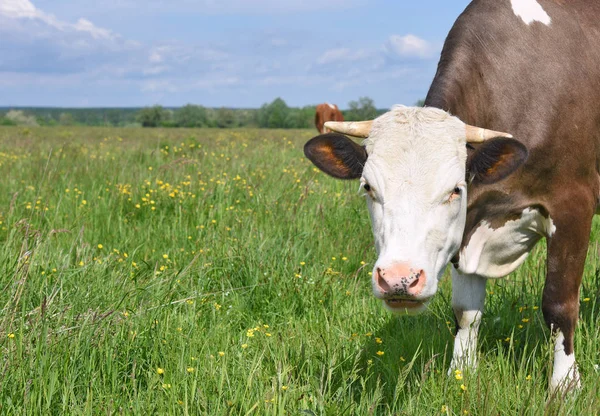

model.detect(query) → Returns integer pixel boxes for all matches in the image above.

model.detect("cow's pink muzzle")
[374,263,427,308]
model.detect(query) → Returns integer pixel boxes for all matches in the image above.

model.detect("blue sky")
[0,0,471,108]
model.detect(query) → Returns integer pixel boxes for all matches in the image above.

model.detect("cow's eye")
[363,183,371,192]
[448,186,462,202]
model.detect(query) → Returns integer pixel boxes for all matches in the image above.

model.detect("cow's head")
[304,106,527,314]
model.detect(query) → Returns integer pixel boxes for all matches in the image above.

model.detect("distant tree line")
[0,96,416,129]
[0,108,141,127]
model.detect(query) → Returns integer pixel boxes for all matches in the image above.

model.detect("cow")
[315,103,344,134]
[304,0,600,393]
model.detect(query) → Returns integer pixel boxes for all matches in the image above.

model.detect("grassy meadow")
[0,125,599,415]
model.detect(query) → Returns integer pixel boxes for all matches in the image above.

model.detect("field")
[0,126,599,415]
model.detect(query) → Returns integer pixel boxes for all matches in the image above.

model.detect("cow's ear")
[467,138,528,184]
[304,133,367,179]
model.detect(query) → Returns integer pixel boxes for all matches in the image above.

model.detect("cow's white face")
[304,105,527,315]
[361,107,468,313]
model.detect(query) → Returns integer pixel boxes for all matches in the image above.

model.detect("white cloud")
[149,51,164,64]
[316,48,372,65]
[73,18,114,40]
[384,34,434,59]
[0,0,39,19]
[0,0,141,75]
[0,0,116,39]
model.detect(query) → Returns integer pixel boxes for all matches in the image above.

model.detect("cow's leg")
[449,269,487,371]
[543,205,593,392]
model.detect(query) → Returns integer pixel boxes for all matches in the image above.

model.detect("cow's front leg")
[543,204,592,393]
[449,269,487,372]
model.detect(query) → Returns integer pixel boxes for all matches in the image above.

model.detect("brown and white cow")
[315,103,344,134]
[304,0,600,392]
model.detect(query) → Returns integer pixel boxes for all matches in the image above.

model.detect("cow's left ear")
[467,138,528,184]
[304,133,367,179]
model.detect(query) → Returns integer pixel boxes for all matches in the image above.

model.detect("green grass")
[0,125,599,415]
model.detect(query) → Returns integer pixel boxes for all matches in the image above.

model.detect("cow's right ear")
[304,133,367,179]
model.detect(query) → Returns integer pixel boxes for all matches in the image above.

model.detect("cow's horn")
[324,121,373,138]
[465,125,513,142]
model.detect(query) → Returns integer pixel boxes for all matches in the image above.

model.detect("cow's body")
[427,0,600,390]
[304,0,600,392]
[315,103,344,134]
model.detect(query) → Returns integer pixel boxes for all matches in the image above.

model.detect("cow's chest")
[457,208,555,278]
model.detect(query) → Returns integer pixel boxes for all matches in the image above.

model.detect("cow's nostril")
[376,268,391,292]
[409,276,420,289]
[408,270,425,293]
[409,271,421,288]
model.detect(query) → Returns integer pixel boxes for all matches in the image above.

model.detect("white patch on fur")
[449,270,486,371]
[459,208,554,278]
[511,0,551,26]
[364,106,468,301]
[326,103,336,110]
[551,331,581,392]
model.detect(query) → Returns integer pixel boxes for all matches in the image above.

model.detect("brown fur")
[426,0,600,355]
[315,103,344,134]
